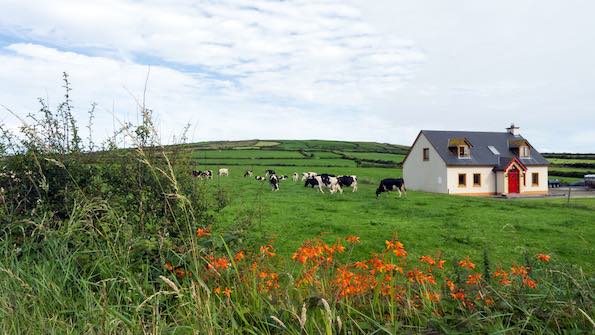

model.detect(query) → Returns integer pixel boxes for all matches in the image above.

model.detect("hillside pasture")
[195,160,594,272]
[342,151,405,162]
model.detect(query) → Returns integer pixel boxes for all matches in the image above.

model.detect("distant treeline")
[543,153,595,160]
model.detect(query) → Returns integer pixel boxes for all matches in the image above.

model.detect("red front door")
[508,168,520,193]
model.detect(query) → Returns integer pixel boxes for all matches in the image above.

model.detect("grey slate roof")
[420,130,549,167]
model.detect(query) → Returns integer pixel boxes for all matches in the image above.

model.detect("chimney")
[506,123,520,136]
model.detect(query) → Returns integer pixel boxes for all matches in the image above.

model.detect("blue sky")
[0,0,593,152]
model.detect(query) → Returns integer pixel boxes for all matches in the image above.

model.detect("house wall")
[496,171,505,194]
[520,166,549,194]
[403,133,448,193]
[446,166,497,195]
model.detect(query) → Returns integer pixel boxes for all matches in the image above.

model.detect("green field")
[181,141,595,272]
[547,158,595,165]
[343,151,405,162]
[191,149,304,159]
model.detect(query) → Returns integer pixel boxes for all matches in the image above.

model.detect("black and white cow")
[304,176,319,188]
[376,178,406,198]
[279,175,288,181]
[269,174,279,191]
[244,170,253,177]
[337,175,358,192]
[265,169,276,177]
[314,174,341,194]
[192,170,212,179]
[301,172,317,181]
[255,176,266,181]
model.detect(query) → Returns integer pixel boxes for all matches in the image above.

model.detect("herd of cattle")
[191,168,406,197]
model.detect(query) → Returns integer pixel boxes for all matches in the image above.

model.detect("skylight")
[488,146,500,155]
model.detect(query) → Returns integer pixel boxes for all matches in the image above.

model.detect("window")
[458,173,466,187]
[488,145,500,155]
[520,146,530,157]
[473,173,481,186]
[423,148,429,161]
[532,172,539,186]
[523,174,526,186]
[458,146,470,158]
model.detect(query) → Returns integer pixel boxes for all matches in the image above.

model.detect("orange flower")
[451,290,465,301]
[510,264,528,277]
[206,255,230,271]
[214,287,221,295]
[196,227,210,238]
[175,267,186,279]
[164,261,174,272]
[437,260,446,270]
[425,291,441,302]
[407,268,436,285]
[385,239,407,258]
[523,277,537,289]
[346,235,360,244]
[260,245,276,257]
[458,256,476,270]
[234,251,245,262]
[493,268,512,286]
[223,287,232,298]
[354,261,368,269]
[446,279,456,292]
[536,253,551,262]
[466,273,482,285]
[420,255,436,266]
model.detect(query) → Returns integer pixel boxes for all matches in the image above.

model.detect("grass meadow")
[198,162,594,272]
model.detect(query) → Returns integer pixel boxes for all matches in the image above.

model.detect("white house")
[403,125,549,196]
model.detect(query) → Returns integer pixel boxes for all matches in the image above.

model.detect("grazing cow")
[192,170,212,179]
[218,168,229,176]
[244,170,253,177]
[314,174,341,194]
[269,174,279,191]
[301,172,317,181]
[255,176,266,181]
[376,178,406,198]
[265,169,276,177]
[292,172,299,182]
[279,175,288,181]
[304,176,319,188]
[337,175,358,192]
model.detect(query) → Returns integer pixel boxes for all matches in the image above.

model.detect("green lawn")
[194,163,594,273]
[548,158,595,165]
[191,149,304,159]
[195,158,357,167]
[343,152,405,162]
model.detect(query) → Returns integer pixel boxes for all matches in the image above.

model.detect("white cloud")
[1,0,593,152]
[0,0,426,147]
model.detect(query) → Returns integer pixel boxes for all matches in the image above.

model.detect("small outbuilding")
[403,124,549,196]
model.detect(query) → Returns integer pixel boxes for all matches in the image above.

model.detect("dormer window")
[519,146,530,158]
[458,145,470,158]
[448,137,473,159]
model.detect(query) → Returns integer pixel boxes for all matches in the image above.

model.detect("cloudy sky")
[0,0,593,152]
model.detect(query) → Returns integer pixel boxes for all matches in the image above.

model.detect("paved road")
[548,187,595,198]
